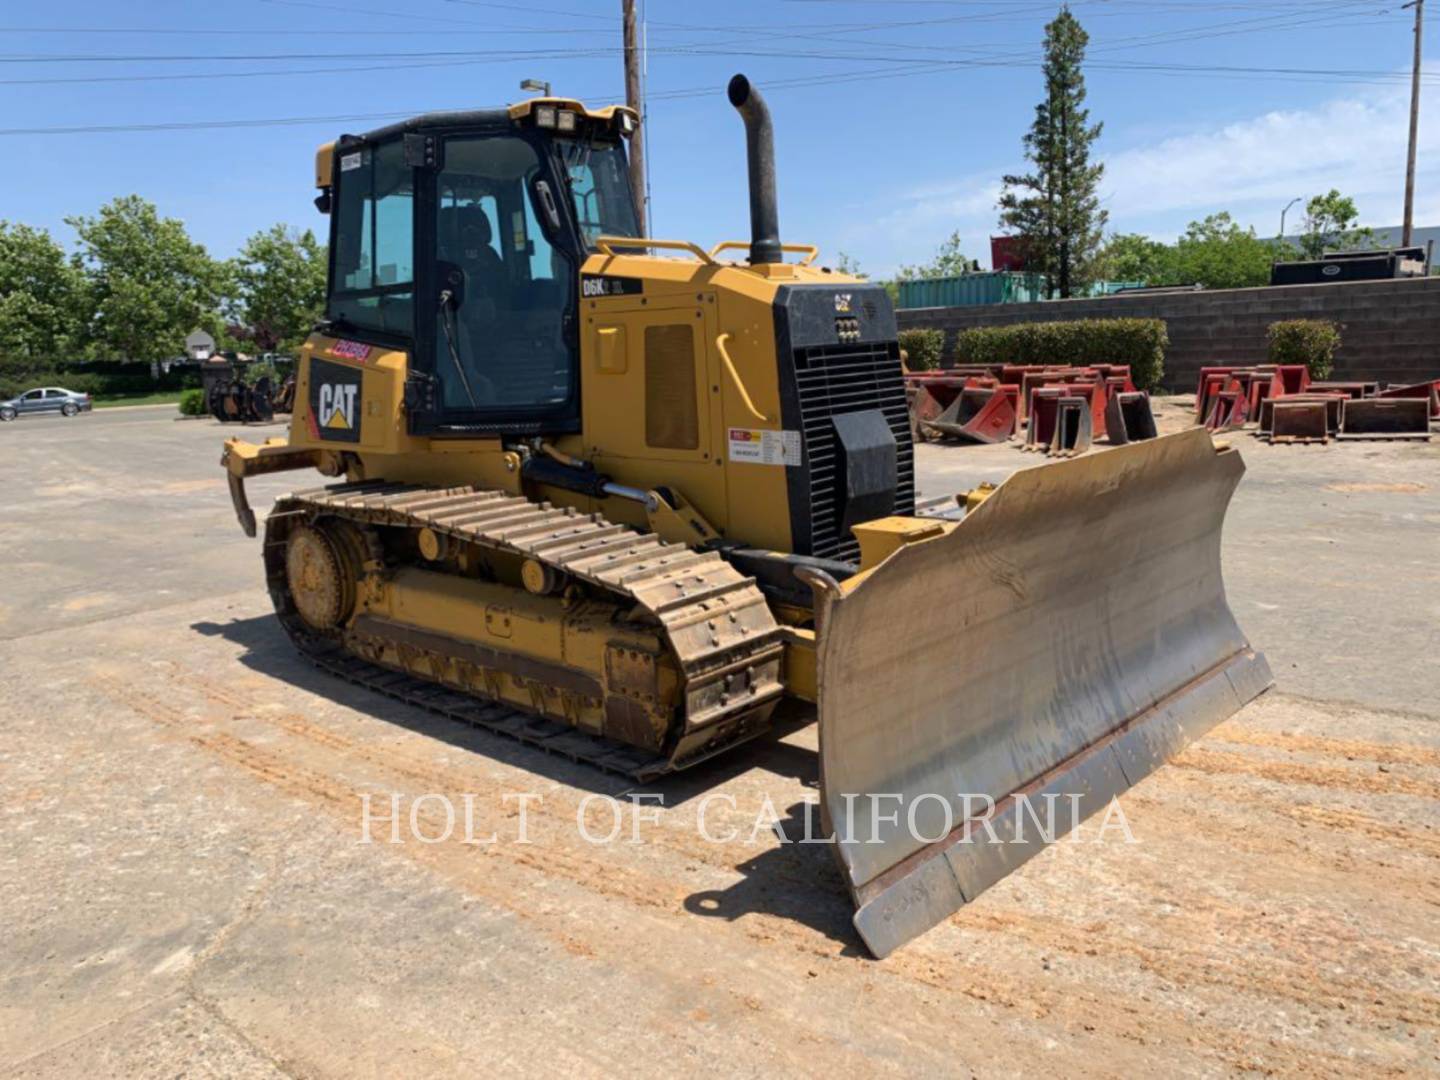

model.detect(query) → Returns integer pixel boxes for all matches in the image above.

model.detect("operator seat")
[435,205,510,405]
[459,208,506,304]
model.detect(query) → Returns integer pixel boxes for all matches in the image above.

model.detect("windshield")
[560,139,639,246]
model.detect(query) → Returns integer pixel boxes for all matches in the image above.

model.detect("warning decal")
[728,427,802,467]
[329,339,371,361]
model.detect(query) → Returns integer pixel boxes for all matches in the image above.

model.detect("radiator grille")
[792,341,914,562]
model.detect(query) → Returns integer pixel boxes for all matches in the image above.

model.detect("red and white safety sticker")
[329,339,371,361]
[728,427,802,467]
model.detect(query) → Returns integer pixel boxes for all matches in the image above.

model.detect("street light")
[1279,197,1302,242]
[520,78,552,98]
[1275,197,1303,264]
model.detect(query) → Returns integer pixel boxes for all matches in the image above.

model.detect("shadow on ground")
[191,613,862,949]
[683,799,865,954]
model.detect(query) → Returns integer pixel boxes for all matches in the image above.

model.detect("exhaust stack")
[727,74,782,265]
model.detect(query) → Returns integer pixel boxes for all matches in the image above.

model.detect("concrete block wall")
[895,276,1440,391]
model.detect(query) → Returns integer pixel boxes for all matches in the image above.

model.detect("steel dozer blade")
[811,428,1271,958]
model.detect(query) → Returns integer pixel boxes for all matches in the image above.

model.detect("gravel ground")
[1,402,1436,1078]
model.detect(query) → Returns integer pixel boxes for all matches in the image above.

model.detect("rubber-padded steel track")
[263,480,788,780]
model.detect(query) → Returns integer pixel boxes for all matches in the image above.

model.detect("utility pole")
[1403,0,1424,247]
[622,0,648,235]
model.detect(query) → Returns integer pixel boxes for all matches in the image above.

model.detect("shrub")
[178,388,208,416]
[953,317,1168,390]
[897,328,944,371]
[0,361,200,400]
[1267,319,1341,379]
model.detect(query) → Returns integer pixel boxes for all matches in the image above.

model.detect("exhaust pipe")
[727,74,783,265]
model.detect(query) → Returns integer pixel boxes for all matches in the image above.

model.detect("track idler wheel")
[285,521,362,631]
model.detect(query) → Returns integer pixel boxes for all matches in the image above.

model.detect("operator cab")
[317,100,641,436]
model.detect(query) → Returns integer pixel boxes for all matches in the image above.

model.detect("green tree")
[1096,232,1176,285]
[0,222,85,361]
[1300,189,1374,259]
[229,224,328,352]
[895,231,972,282]
[1170,213,1277,289]
[998,8,1107,298]
[66,195,227,362]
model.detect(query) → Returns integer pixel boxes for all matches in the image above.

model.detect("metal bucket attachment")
[1204,389,1248,432]
[811,429,1270,957]
[1025,390,1060,451]
[1258,394,1342,436]
[1269,400,1330,443]
[1374,380,1440,419]
[1338,397,1432,440]
[1275,364,1310,395]
[925,387,1018,444]
[1195,367,1237,422]
[1308,381,1376,399]
[1049,396,1093,457]
[1105,391,1158,445]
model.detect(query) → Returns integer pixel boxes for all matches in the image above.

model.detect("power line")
[2,50,1431,136]
[0,46,623,63]
[0,58,497,87]
[256,0,506,27]
[0,0,1397,68]
[441,0,620,22]
[0,111,418,136]
[0,25,611,37]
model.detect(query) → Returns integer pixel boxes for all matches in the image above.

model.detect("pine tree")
[998,8,1107,298]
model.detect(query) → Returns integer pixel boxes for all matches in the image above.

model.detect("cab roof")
[314,99,637,189]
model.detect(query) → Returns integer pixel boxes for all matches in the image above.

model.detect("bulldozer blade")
[811,428,1271,958]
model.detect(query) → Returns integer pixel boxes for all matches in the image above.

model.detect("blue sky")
[1,0,1433,275]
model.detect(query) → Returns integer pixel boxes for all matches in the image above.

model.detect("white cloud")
[849,65,1440,275]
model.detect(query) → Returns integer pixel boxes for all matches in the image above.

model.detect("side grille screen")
[793,342,914,561]
[644,324,699,450]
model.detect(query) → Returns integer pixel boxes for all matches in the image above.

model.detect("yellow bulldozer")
[222,75,1270,957]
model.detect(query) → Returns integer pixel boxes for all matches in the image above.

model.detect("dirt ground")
[1,402,1437,1078]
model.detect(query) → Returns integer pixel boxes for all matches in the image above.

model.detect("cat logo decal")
[308,358,363,443]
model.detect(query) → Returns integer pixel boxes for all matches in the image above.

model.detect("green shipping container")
[896,272,1048,309]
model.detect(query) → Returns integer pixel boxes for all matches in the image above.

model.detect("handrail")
[707,240,820,266]
[593,235,716,265]
[716,333,770,423]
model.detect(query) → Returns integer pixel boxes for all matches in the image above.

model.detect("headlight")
[535,105,557,129]
[556,110,578,133]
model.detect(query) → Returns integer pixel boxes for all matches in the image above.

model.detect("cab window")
[560,141,639,246]
[329,139,414,335]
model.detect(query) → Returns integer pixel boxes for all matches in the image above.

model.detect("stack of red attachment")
[905,363,1155,455]
[1195,365,1436,443]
